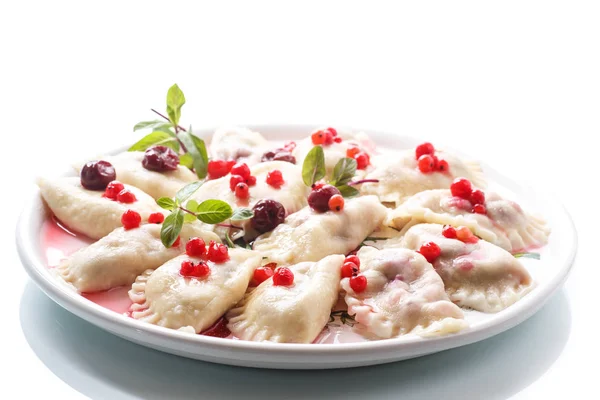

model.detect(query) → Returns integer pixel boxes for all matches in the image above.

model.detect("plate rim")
[15,124,578,367]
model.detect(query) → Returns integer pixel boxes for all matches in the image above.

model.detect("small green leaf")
[195,200,233,224]
[128,131,180,152]
[175,181,203,203]
[514,252,541,260]
[302,145,326,187]
[183,212,197,223]
[133,120,174,132]
[337,185,360,198]
[179,129,209,179]
[161,210,184,247]
[185,199,199,212]
[230,207,254,221]
[179,153,194,168]
[166,84,186,127]
[225,231,236,248]
[156,197,177,210]
[331,157,357,187]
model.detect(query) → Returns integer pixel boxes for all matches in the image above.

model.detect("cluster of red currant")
[415,142,449,174]
[341,254,367,293]
[179,238,230,278]
[103,181,137,204]
[450,177,487,215]
[120,210,164,230]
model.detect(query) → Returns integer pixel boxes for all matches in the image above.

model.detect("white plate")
[15,124,577,369]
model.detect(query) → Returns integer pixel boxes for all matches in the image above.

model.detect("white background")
[1,1,598,399]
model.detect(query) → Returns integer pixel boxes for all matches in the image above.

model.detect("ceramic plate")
[16,125,577,369]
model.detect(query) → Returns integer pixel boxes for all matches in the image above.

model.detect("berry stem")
[348,179,379,186]
[216,223,243,230]
[178,206,197,216]
[150,108,188,152]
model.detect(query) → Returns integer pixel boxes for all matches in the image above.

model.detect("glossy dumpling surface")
[209,126,269,166]
[56,223,220,293]
[253,195,388,265]
[129,249,261,333]
[400,224,534,312]
[75,151,197,199]
[227,254,344,343]
[38,177,161,239]
[342,247,467,338]
[387,189,550,252]
[360,149,486,206]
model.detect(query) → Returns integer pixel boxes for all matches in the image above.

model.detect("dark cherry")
[308,185,341,213]
[261,151,277,162]
[272,152,296,164]
[251,199,286,234]
[142,145,180,172]
[80,160,116,190]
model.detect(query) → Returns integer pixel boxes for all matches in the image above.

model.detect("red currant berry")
[229,174,245,192]
[192,261,210,278]
[172,236,181,247]
[207,241,229,263]
[437,159,449,172]
[442,225,457,239]
[333,137,342,143]
[103,181,125,200]
[266,170,285,188]
[346,146,361,159]
[417,154,435,173]
[311,130,326,145]
[472,204,487,215]
[179,260,195,276]
[328,194,345,212]
[230,162,251,179]
[186,237,207,257]
[117,189,137,203]
[326,127,338,137]
[308,185,342,213]
[246,175,257,186]
[341,262,359,278]
[415,142,435,159]
[345,255,360,268]
[235,182,250,199]
[470,189,485,205]
[355,152,370,170]
[207,160,233,179]
[121,210,141,230]
[418,242,442,263]
[148,212,165,224]
[349,275,367,293]
[273,267,294,286]
[450,178,473,199]
[323,130,334,145]
[251,266,274,286]
[456,226,479,243]
[263,262,278,270]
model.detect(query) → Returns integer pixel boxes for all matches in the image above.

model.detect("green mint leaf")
[514,252,541,260]
[331,157,357,187]
[161,209,184,247]
[179,129,209,179]
[302,145,326,187]
[230,207,254,221]
[185,199,199,212]
[337,185,359,198]
[175,181,203,203]
[166,84,185,127]
[133,120,174,132]
[195,199,233,224]
[225,231,236,248]
[183,212,197,223]
[179,153,194,168]
[128,131,180,152]
[156,197,177,210]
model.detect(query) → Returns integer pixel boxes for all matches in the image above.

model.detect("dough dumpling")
[342,246,467,339]
[387,189,550,252]
[129,248,261,333]
[360,149,486,206]
[57,223,220,293]
[253,196,388,265]
[209,126,269,166]
[401,224,534,312]
[227,254,344,343]
[38,177,161,239]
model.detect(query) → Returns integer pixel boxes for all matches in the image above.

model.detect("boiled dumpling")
[342,246,467,339]
[400,223,534,312]
[253,195,388,265]
[57,223,220,293]
[37,177,162,239]
[360,149,486,206]
[74,151,197,199]
[227,254,344,343]
[209,126,269,166]
[387,189,550,252]
[129,248,261,332]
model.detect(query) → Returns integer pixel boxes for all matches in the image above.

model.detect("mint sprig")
[301,149,365,198]
[330,157,356,187]
[302,146,326,187]
[128,130,180,152]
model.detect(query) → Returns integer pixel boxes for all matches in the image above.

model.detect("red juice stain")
[201,317,232,338]
[40,216,93,268]
[82,286,133,314]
